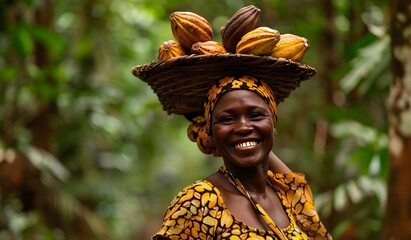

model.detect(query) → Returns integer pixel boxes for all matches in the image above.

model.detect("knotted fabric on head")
[187,75,278,155]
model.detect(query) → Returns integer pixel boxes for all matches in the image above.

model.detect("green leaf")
[0,67,19,83]
[334,184,348,211]
[30,24,67,59]
[331,120,387,148]
[10,24,34,58]
[26,146,70,182]
[346,179,363,204]
[340,35,390,94]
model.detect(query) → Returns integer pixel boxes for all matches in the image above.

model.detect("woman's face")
[211,90,276,168]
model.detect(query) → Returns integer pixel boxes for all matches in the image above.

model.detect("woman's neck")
[225,163,269,195]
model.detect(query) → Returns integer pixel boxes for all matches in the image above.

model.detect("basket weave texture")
[132,53,316,115]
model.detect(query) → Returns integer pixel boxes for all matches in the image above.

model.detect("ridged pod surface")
[158,40,186,61]
[270,34,310,62]
[221,5,261,53]
[170,11,213,50]
[190,41,227,55]
[236,27,281,55]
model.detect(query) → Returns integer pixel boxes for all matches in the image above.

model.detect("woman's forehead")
[214,90,269,111]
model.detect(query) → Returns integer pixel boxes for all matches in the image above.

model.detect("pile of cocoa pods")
[158,5,310,63]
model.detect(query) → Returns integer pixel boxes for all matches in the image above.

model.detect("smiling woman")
[131,5,332,240]
[143,75,332,239]
[151,75,331,239]
[211,88,276,169]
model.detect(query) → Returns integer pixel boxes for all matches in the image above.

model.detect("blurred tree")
[383,0,411,238]
[0,0,111,239]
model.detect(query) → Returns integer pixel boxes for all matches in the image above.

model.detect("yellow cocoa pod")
[270,34,310,62]
[222,5,261,53]
[158,40,186,61]
[190,41,227,55]
[170,11,213,50]
[236,27,280,55]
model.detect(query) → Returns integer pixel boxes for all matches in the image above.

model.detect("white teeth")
[235,141,257,149]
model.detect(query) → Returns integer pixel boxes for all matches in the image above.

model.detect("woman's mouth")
[234,141,258,149]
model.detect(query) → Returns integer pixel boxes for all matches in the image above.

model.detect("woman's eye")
[218,116,234,124]
[249,112,264,119]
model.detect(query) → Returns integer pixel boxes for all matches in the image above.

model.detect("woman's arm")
[268,151,292,174]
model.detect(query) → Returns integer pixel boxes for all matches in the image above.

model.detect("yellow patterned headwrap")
[187,75,278,155]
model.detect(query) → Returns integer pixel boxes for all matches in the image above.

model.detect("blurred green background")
[0,0,390,239]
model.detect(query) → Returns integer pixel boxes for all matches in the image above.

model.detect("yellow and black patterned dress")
[152,166,332,240]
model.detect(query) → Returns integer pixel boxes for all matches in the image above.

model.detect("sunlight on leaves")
[26,146,70,182]
[340,35,390,94]
[331,120,387,148]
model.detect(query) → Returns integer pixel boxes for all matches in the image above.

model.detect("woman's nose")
[233,118,253,134]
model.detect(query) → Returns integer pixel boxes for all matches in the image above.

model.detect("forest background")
[0,0,406,239]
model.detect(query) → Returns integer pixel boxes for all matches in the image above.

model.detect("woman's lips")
[234,141,258,149]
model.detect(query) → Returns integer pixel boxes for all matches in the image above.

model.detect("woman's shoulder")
[166,178,224,211]
[177,179,221,196]
[268,170,308,191]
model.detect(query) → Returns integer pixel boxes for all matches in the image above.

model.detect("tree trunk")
[317,0,340,232]
[383,0,411,238]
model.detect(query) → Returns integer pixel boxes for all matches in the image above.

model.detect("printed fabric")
[152,169,332,240]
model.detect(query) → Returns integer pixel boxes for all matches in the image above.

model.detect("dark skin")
[206,90,291,231]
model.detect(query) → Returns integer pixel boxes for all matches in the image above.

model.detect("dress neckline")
[218,165,290,239]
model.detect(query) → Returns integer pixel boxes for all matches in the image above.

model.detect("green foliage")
[339,36,390,96]
[0,0,390,239]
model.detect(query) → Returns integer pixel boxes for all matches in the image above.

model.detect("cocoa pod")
[158,40,186,61]
[190,41,227,55]
[169,11,213,50]
[221,5,261,53]
[270,34,310,62]
[236,27,281,55]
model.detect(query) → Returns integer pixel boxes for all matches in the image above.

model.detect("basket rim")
[131,53,316,115]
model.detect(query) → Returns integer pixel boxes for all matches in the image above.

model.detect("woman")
[132,7,332,236]
[147,76,331,239]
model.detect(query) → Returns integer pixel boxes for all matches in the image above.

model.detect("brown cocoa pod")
[236,27,280,55]
[158,40,186,61]
[190,41,227,55]
[221,5,261,53]
[169,11,213,50]
[270,34,310,62]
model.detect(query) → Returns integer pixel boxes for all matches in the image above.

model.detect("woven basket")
[132,53,316,115]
